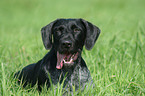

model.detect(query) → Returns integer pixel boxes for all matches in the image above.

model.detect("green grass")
[0,0,145,95]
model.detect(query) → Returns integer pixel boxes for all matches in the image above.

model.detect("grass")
[0,0,145,95]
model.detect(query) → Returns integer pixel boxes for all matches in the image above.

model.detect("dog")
[14,18,101,93]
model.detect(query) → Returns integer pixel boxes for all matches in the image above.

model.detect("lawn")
[0,0,145,95]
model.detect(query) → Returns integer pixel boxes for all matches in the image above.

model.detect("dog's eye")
[56,30,61,33]
[74,28,81,32]
[55,29,61,35]
[55,27,64,33]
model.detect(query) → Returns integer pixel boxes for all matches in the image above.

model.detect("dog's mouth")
[56,51,79,69]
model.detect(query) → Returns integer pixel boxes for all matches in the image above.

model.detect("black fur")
[14,18,100,93]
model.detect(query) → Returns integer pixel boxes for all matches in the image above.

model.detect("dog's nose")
[61,41,72,48]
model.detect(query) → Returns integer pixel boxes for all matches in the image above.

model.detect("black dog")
[14,18,100,92]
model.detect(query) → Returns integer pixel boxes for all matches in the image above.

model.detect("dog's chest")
[46,65,91,89]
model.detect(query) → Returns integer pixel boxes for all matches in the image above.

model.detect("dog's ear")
[41,20,57,50]
[81,19,101,50]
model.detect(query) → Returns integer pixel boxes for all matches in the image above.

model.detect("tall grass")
[0,0,145,95]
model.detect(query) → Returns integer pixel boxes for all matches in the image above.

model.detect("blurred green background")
[1,0,145,53]
[1,0,145,43]
[0,0,145,95]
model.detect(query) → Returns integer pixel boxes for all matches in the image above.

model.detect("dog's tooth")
[71,54,75,58]
[70,58,73,63]
[63,59,66,63]
[71,55,74,60]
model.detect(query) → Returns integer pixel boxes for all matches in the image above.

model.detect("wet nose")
[61,40,72,49]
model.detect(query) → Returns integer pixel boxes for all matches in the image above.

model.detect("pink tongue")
[56,52,65,69]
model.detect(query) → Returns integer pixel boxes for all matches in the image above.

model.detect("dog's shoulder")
[40,49,57,68]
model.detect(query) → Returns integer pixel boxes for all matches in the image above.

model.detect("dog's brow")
[70,23,82,30]
[55,25,65,29]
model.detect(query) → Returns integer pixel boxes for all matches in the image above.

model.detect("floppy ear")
[81,19,101,50]
[41,20,57,50]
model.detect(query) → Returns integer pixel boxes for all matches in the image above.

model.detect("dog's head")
[41,19,100,69]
